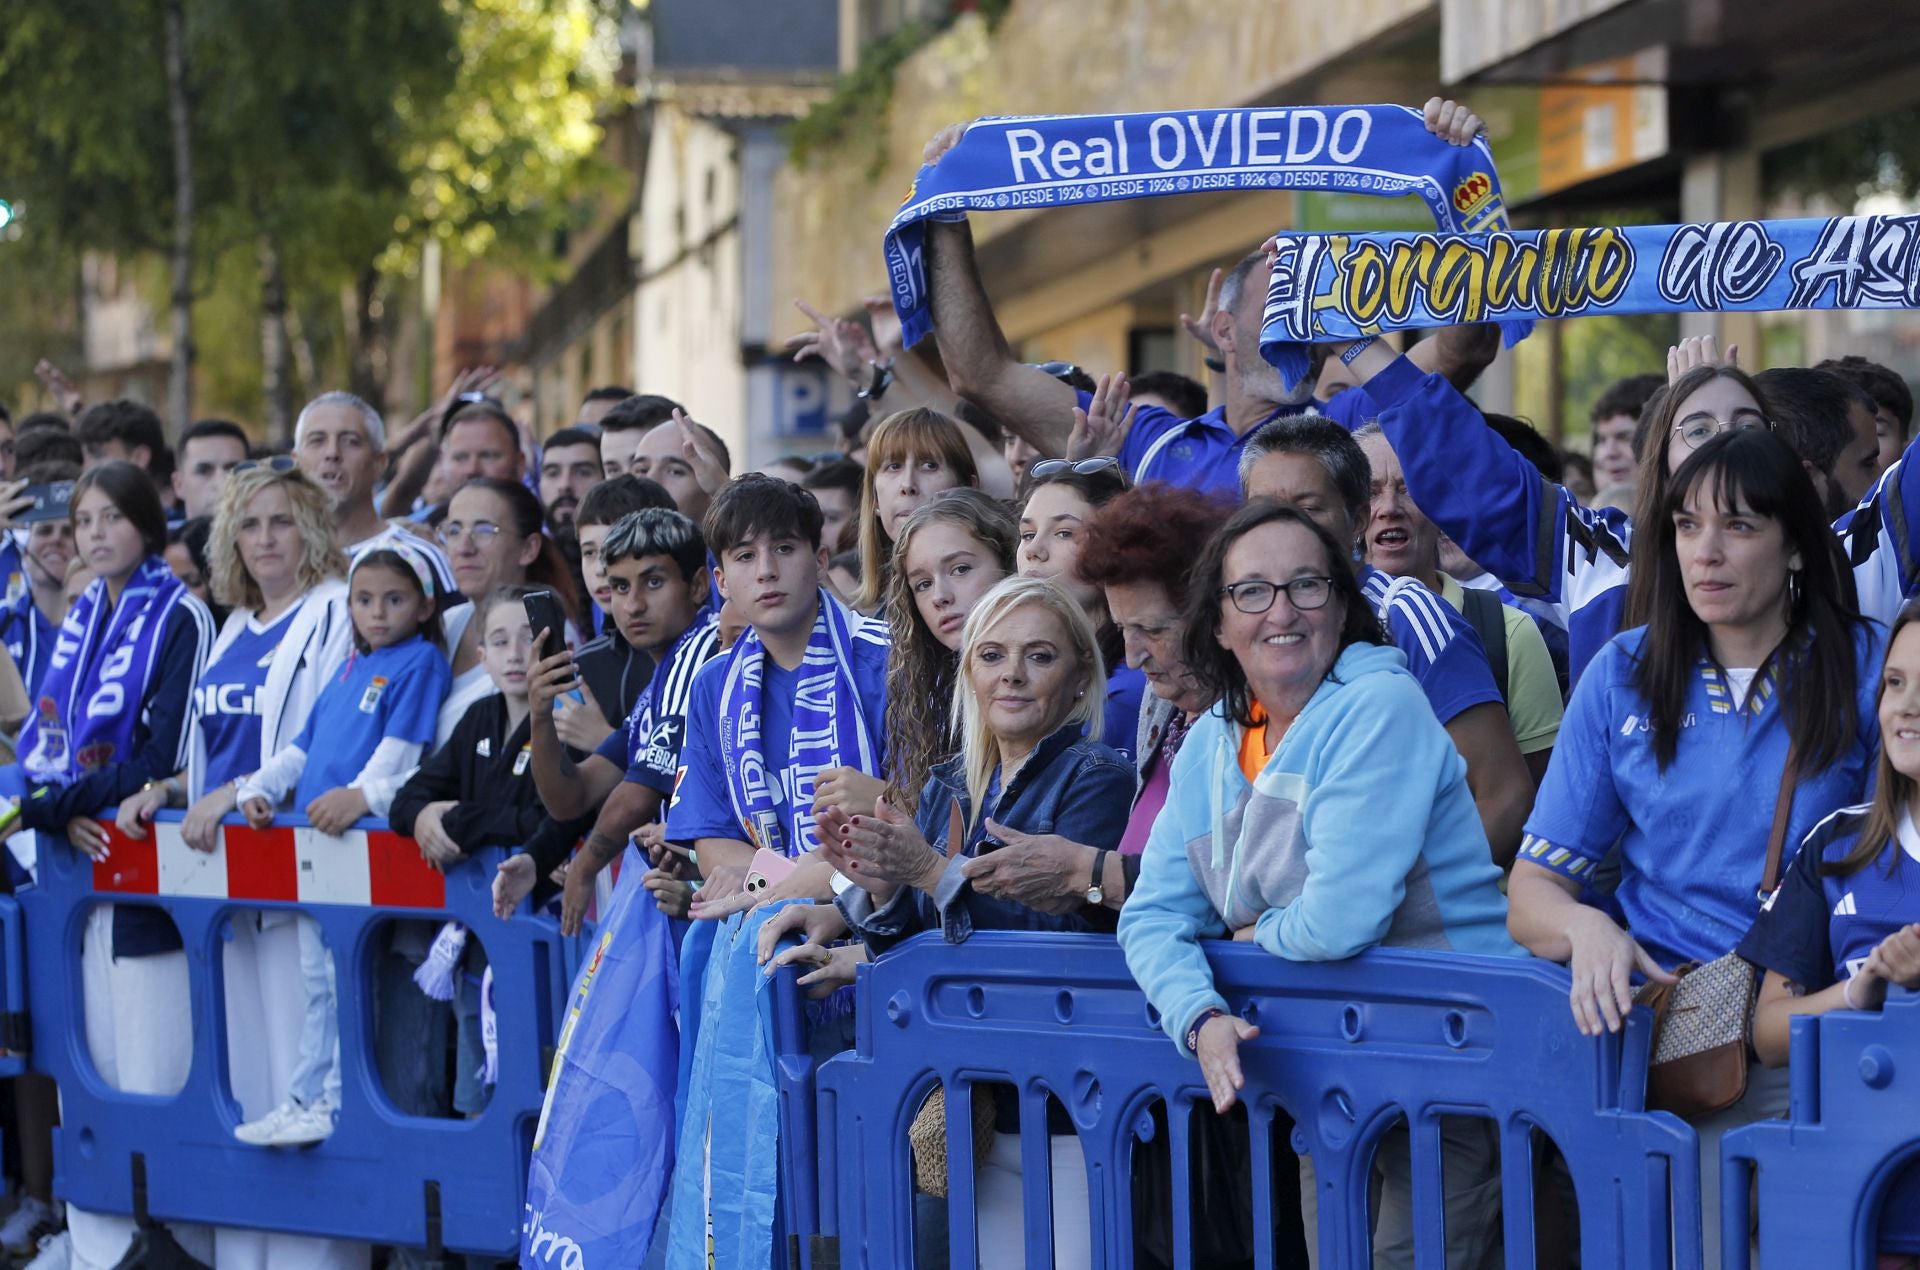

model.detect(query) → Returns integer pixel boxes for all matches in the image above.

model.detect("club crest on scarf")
[884,103,1531,352]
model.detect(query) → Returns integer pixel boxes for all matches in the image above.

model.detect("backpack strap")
[1459,586,1511,706]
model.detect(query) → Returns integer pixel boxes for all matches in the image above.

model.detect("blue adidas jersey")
[1521,623,1882,968]
[1737,804,1920,1254]
[1740,806,1920,997]
[1088,389,1373,499]
[1359,566,1502,726]
[1370,354,1920,686]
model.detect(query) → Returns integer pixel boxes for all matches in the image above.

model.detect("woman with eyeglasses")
[1507,427,1881,1265]
[849,408,978,614]
[1118,499,1516,1268]
[1017,456,1146,762]
[437,477,583,745]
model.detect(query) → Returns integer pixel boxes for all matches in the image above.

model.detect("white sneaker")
[1,1196,59,1257]
[234,1097,336,1147]
[23,1229,70,1270]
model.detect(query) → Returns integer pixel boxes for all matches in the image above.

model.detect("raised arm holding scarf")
[885,103,1532,354]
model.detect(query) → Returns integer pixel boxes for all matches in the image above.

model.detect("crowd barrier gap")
[4,811,573,1259]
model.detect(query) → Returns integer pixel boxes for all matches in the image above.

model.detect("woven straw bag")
[909,1083,998,1199]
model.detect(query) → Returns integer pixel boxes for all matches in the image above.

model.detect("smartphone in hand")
[744,848,798,896]
[522,590,567,664]
[16,481,74,524]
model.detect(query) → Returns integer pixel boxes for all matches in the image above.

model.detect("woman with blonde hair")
[850,408,978,613]
[113,457,366,1270]
[824,574,1131,1269]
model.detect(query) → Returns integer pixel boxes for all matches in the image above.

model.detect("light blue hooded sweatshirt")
[1117,641,1521,1055]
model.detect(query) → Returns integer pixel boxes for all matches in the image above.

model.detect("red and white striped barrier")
[93,820,447,909]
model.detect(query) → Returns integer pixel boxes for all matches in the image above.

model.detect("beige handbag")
[1634,746,1797,1119]
[908,1082,999,1198]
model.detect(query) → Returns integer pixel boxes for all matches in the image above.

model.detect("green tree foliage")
[0,0,628,425]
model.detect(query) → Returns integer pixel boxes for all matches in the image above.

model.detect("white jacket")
[186,579,353,803]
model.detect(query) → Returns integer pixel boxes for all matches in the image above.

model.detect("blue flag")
[1258,213,1920,387]
[522,856,681,1269]
[665,904,800,1270]
[882,104,1532,352]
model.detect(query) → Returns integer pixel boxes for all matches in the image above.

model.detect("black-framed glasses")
[1028,457,1122,481]
[1672,410,1772,450]
[1218,575,1335,615]
[232,455,296,474]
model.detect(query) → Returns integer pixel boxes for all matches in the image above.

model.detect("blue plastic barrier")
[13,811,571,1257]
[800,932,1703,1270]
[1723,990,1920,1268]
[769,961,818,1270]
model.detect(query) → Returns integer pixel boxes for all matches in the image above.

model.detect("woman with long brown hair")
[850,408,978,613]
[879,488,1017,815]
[1507,426,1883,1265]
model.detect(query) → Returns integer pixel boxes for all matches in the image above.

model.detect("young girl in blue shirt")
[1740,599,1920,1265]
[229,541,451,1146]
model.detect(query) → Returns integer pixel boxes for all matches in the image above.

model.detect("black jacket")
[390,695,550,853]
[576,617,653,729]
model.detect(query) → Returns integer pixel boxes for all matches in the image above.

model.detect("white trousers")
[69,906,215,1270]
[217,914,367,1270]
[973,1131,1091,1270]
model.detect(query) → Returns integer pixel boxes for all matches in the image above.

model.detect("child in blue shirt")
[1740,601,1920,1261]
[229,542,451,1147]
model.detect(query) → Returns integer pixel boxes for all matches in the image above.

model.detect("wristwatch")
[1085,848,1109,905]
[856,359,895,401]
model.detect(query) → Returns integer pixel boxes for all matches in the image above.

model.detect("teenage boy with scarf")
[665,473,889,909]
[916,98,1501,499]
[509,506,721,932]
[660,476,886,1267]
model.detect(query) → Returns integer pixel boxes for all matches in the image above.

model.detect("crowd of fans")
[0,97,1915,1270]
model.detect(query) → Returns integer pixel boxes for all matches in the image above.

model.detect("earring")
[1788,569,1803,609]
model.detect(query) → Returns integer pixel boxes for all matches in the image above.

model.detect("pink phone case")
[744,847,798,896]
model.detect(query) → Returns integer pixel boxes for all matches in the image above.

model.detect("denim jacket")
[838,724,1134,953]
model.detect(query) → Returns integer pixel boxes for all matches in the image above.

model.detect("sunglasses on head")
[1027,456,1123,481]
[233,455,297,474]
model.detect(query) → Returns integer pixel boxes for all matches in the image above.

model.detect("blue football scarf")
[1259,213,1920,387]
[522,854,681,1269]
[665,904,798,1270]
[718,591,880,859]
[19,556,187,784]
[884,104,1533,352]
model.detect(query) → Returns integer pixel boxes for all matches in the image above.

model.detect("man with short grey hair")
[293,392,454,596]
